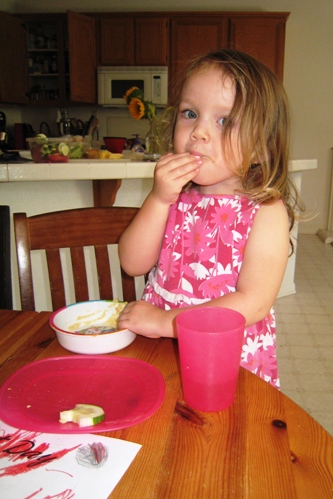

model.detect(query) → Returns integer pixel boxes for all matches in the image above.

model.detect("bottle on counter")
[131,134,145,153]
[130,134,145,160]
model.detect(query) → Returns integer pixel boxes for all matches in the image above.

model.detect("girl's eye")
[182,109,197,119]
[218,117,227,126]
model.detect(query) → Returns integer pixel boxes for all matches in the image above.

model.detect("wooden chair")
[14,207,139,311]
[0,205,13,309]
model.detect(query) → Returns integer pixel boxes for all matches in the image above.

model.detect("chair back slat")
[14,212,35,310]
[0,206,13,309]
[95,245,114,300]
[46,248,67,310]
[70,246,90,303]
[121,269,138,302]
[14,207,140,311]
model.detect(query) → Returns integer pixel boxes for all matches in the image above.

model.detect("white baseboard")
[317,229,333,244]
[277,282,296,299]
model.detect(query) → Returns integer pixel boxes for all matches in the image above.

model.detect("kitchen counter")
[0,158,316,182]
[0,160,155,182]
[0,157,156,207]
[0,156,317,210]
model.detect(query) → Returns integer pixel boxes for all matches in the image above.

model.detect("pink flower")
[233,233,247,267]
[257,345,278,379]
[183,217,212,259]
[159,247,179,280]
[242,344,277,381]
[211,204,236,231]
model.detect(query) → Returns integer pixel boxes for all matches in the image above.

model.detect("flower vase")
[145,118,160,156]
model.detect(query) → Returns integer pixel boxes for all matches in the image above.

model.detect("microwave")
[97,66,168,107]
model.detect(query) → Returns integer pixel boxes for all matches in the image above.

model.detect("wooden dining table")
[0,309,332,498]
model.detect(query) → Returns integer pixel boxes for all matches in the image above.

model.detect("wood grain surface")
[0,310,332,498]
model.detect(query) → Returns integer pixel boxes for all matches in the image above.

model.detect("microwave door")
[112,79,144,99]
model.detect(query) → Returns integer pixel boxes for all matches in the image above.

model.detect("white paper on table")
[0,421,141,499]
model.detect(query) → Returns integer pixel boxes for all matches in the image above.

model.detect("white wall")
[2,0,333,235]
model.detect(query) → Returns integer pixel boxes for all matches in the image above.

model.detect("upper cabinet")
[99,16,168,66]
[0,11,96,106]
[68,11,96,103]
[228,13,289,79]
[135,17,168,66]
[100,18,134,66]
[0,12,29,104]
[170,16,228,87]
[97,11,289,105]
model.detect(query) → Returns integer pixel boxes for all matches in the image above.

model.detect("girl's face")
[174,66,243,194]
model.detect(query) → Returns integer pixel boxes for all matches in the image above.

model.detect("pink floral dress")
[143,187,279,388]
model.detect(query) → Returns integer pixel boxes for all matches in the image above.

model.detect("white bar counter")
[0,158,316,182]
[0,160,155,182]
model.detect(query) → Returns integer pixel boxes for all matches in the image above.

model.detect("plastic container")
[27,137,70,163]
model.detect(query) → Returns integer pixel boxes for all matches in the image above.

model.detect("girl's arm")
[119,153,202,276]
[118,199,290,337]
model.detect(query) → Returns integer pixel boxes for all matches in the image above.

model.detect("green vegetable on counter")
[70,143,84,159]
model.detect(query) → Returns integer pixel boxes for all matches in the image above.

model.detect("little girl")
[118,49,302,388]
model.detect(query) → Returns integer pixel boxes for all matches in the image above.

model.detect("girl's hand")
[118,300,175,338]
[152,153,203,205]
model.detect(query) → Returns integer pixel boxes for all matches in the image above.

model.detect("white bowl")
[49,300,136,355]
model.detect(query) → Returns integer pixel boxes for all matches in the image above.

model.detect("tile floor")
[274,233,333,436]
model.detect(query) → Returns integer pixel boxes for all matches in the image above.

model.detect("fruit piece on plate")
[59,403,105,427]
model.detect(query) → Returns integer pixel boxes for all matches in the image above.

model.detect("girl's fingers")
[152,153,203,205]
[156,153,202,180]
[157,152,200,169]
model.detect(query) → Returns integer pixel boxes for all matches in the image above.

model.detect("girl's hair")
[161,49,304,247]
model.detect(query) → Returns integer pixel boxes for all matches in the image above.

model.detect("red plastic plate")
[0,356,165,433]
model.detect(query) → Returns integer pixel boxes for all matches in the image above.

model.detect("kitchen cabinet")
[99,18,134,66]
[67,11,96,103]
[135,18,168,66]
[97,11,288,103]
[99,16,168,66]
[24,16,68,104]
[170,12,289,93]
[170,16,228,94]
[0,12,29,104]
[0,11,96,106]
[228,14,288,79]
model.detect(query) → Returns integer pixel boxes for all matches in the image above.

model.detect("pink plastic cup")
[176,307,246,412]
